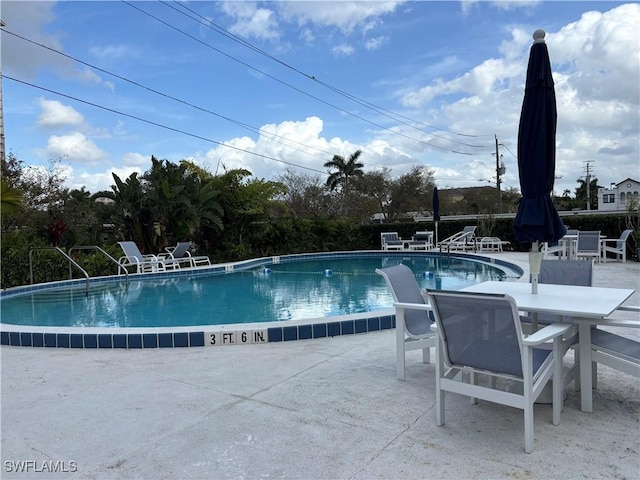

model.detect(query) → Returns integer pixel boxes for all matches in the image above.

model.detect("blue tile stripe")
[0,312,397,349]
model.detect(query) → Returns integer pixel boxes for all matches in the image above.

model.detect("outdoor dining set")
[542,229,633,263]
[376,259,639,454]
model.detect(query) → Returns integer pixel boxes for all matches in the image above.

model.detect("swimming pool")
[0,251,523,349]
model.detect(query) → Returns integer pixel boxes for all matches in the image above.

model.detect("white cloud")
[37,98,85,129]
[46,132,107,165]
[219,2,280,40]
[364,35,388,51]
[333,43,355,57]
[278,1,404,35]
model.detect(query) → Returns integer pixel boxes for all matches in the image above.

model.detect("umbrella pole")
[530,241,542,295]
[435,221,439,247]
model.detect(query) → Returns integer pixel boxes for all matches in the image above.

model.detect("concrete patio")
[1,252,639,479]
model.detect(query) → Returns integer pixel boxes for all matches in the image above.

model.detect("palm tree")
[324,150,364,193]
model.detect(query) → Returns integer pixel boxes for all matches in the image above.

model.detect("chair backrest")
[427,290,524,377]
[381,232,399,244]
[118,241,145,262]
[413,231,431,241]
[565,229,578,236]
[538,260,593,287]
[463,226,477,235]
[576,231,600,252]
[616,229,633,249]
[375,264,431,336]
[170,241,192,258]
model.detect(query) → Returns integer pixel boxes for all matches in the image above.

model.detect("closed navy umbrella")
[513,30,566,245]
[433,187,440,245]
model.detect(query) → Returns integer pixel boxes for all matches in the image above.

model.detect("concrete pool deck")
[1,252,639,479]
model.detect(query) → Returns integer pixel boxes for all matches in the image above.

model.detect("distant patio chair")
[438,225,477,252]
[117,241,175,274]
[427,289,572,453]
[375,264,437,380]
[574,231,601,263]
[601,229,633,263]
[161,241,211,268]
[406,231,433,251]
[541,240,566,259]
[380,232,405,251]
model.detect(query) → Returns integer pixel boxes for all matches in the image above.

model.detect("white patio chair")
[574,230,601,263]
[117,241,175,274]
[375,264,437,380]
[590,305,640,386]
[541,241,565,259]
[521,260,593,389]
[601,229,633,263]
[427,289,572,453]
[161,241,211,268]
[406,231,433,251]
[380,232,405,251]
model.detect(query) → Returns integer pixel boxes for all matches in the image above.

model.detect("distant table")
[461,281,634,412]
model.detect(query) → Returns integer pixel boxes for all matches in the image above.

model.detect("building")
[597,178,640,211]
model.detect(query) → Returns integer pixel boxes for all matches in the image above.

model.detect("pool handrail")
[68,245,129,288]
[29,247,90,296]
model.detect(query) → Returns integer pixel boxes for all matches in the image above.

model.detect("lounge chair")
[375,264,437,380]
[601,229,633,263]
[380,232,405,251]
[161,241,211,268]
[117,241,177,274]
[406,231,433,251]
[427,289,572,453]
[438,225,477,252]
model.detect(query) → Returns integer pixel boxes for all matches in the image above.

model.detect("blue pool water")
[0,253,521,329]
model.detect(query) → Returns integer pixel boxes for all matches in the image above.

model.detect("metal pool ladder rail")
[29,246,129,296]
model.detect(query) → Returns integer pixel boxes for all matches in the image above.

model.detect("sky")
[2,1,639,198]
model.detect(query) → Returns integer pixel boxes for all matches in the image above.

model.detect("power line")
[164,0,491,146]
[3,74,328,175]
[121,0,491,156]
[2,29,333,164]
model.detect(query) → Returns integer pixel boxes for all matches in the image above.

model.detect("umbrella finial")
[533,29,546,44]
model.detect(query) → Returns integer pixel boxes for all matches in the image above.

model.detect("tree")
[324,149,364,193]
[386,166,435,221]
[574,177,599,210]
[276,168,333,218]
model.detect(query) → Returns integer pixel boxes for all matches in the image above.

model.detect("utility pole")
[584,161,593,210]
[494,135,505,214]
[0,20,5,166]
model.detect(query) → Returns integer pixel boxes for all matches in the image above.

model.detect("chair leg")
[422,346,431,364]
[524,404,534,454]
[396,312,406,381]
[553,339,563,423]
[435,340,445,426]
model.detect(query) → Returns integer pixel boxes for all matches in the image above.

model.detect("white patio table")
[460,281,635,413]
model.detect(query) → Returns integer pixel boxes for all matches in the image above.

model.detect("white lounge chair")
[601,229,633,263]
[161,241,211,268]
[375,264,437,381]
[438,226,477,252]
[117,241,177,274]
[427,289,572,453]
